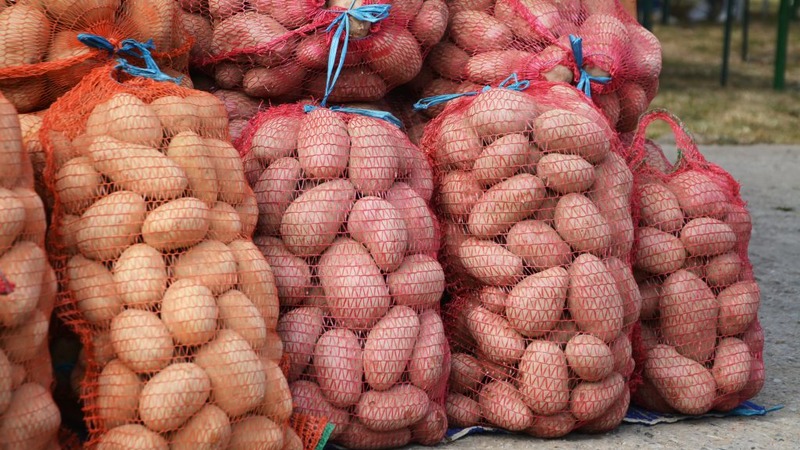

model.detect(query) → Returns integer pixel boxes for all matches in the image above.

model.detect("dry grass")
[646,16,800,144]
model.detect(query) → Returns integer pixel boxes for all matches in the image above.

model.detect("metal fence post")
[774,0,791,90]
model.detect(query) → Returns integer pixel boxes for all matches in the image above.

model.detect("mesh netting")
[0,0,191,113]
[411,0,661,133]
[628,111,764,415]
[236,102,450,448]
[41,63,292,448]
[1,92,63,448]
[418,81,639,436]
[179,0,447,104]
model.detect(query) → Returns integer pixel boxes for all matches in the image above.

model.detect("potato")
[386,182,439,255]
[357,384,429,431]
[149,96,203,137]
[170,404,232,450]
[565,334,614,382]
[0,349,10,414]
[0,309,48,362]
[632,377,676,414]
[410,0,448,46]
[365,26,423,86]
[610,333,634,377]
[717,281,760,336]
[205,138,249,205]
[166,132,220,206]
[195,329,266,417]
[477,285,507,314]
[6,188,44,248]
[252,157,301,236]
[546,317,579,346]
[605,257,642,330]
[235,191,259,238]
[437,171,482,220]
[280,179,356,256]
[459,237,523,286]
[296,33,362,70]
[313,328,362,407]
[217,289,267,351]
[570,372,625,422]
[111,244,166,310]
[253,236,310,306]
[515,339,569,416]
[568,253,624,343]
[306,68,388,103]
[467,173,545,238]
[680,217,737,257]
[525,412,575,438]
[465,306,524,365]
[334,420,411,450]
[95,359,143,430]
[450,10,513,53]
[139,362,211,432]
[66,254,123,328]
[408,310,447,391]
[724,203,752,242]
[173,240,237,295]
[665,170,729,219]
[479,380,534,431]
[252,0,319,28]
[384,254,443,312]
[434,111,482,170]
[505,267,569,338]
[53,157,102,216]
[110,309,172,374]
[228,240,280,330]
[411,400,447,445]
[660,270,718,362]
[282,427,303,450]
[0,383,59,449]
[363,305,420,390]
[84,93,161,147]
[739,357,765,400]
[634,226,687,275]
[467,89,539,139]
[347,196,408,272]
[465,50,531,86]
[472,133,529,187]
[711,337,753,395]
[506,220,571,271]
[639,281,660,320]
[534,109,610,164]
[277,306,324,382]
[645,344,717,415]
[554,193,612,256]
[319,238,392,330]
[449,352,483,395]
[97,424,168,450]
[242,64,306,99]
[254,356,292,423]
[478,350,514,382]
[77,190,146,261]
[159,279,218,347]
[637,182,684,233]
[537,153,596,194]
[207,201,242,243]
[290,381,350,440]
[705,252,742,287]
[580,387,630,434]
[446,392,481,427]
[228,416,283,450]
[249,115,300,166]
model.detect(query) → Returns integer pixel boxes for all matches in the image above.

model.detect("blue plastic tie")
[303,104,403,128]
[320,1,391,107]
[413,73,531,111]
[570,34,612,98]
[77,33,182,84]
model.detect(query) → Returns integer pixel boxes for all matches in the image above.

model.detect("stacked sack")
[43,51,295,448]
[413,0,661,133]
[179,0,448,102]
[629,111,764,415]
[1,93,62,448]
[419,80,640,437]
[0,0,190,113]
[236,102,450,448]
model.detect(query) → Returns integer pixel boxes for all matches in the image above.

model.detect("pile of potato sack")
[0,0,764,449]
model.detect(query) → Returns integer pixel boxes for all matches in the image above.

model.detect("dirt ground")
[408,144,800,450]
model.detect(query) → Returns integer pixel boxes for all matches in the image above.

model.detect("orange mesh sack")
[1,93,63,448]
[417,79,640,436]
[42,59,295,448]
[0,0,190,113]
[414,0,661,132]
[629,111,764,415]
[236,102,450,448]
[180,0,448,103]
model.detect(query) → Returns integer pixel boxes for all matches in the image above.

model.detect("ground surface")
[407,144,800,450]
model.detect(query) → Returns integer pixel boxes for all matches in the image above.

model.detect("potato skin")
[565,334,615,382]
[554,193,612,256]
[465,306,524,366]
[659,270,718,362]
[387,254,445,312]
[363,306,420,391]
[634,226,687,275]
[570,372,625,422]
[505,267,569,338]
[637,182,684,233]
[290,381,350,440]
[717,281,760,335]
[680,217,737,257]
[457,237,524,287]
[467,173,546,239]
[449,352,483,395]
[356,385,429,431]
[479,380,534,431]
[446,392,481,427]
[517,340,570,416]
[644,344,717,415]
[313,328,363,408]
[506,220,571,271]
[667,170,728,219]
[711,337,753,395]
[334,420,412,450]
[277,306,324,382]
[567,253,624,343]
[408,310,447,391]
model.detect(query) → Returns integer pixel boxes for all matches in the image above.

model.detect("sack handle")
[631,109,701,171]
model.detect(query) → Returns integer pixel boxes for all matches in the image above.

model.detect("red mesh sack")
[629,111,764,415]
[236,102,450,448]
[418,79,640,436]
[414,0,661,133]
[180,0,448,103]
[1,93,62,448]
[41,55,294,448]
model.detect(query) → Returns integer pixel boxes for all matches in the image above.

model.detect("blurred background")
[641,0,799,143]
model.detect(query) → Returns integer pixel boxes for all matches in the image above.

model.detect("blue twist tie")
[569,34,612,98]
[320,1,391,107]
[77,33,182,84]
[303,104,403,128]
[413,73,531,111]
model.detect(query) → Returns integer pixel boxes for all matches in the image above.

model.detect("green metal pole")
[774,0,791,90]
[721,0,735,86]
[742,0,750,61]
[662,0,671,25]
[642,0,653,30]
